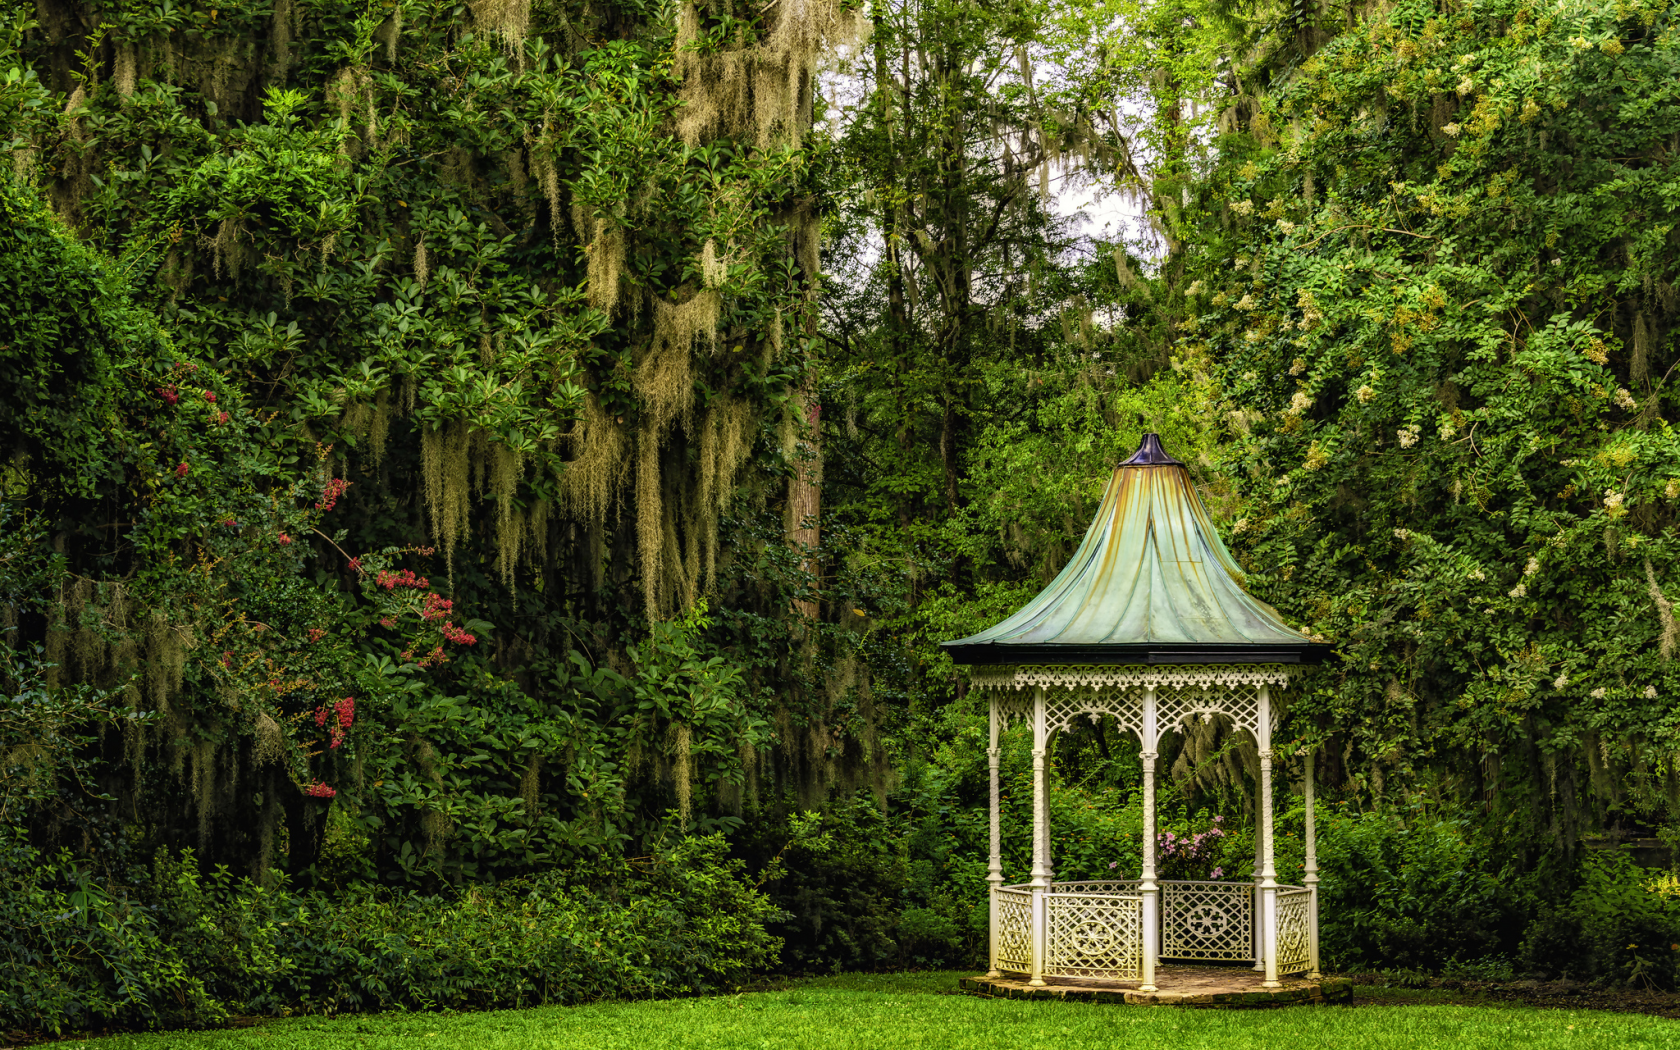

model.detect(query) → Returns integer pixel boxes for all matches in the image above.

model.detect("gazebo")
[943,434,1334,996]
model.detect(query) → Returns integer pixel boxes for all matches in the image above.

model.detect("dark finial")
[1121,433,1184,467]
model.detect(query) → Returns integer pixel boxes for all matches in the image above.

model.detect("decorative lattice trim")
[972,663,1298,692]
[1161,881,1254,962]
[1044,892,1143,981]
[986,668,1289,741]
[994,888,1034,975]
[1275,889,1313,975]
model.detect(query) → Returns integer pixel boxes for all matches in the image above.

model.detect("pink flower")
[157,385,179,405]
[316,477,350,511]
[175,462,190,478]
[278,533,292,546]
[303,781,336,798]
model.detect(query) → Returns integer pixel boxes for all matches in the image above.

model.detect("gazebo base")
[959,966,1351,1007]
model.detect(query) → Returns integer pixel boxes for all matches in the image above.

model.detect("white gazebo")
[944,435,1333,993]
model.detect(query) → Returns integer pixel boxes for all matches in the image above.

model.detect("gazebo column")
[1138,685,1159,992]
[1258,684,1280,989]
[1028,686,1050,986]
[986,693,1003,979]
[1251,800,1264,972]
[1305,747,1321,980]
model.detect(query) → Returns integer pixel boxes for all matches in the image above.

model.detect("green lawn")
[65,973,1676,1050]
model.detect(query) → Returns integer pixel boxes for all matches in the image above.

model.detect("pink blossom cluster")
[1157,815,1227,879]
[303,781,336,798]
[314,696,356,748]
[316,477,350,511]
[376,568,429,590]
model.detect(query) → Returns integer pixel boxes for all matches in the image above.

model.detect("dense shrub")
[0,832,779,1034]
[1520,853,1680,990]
[1316,803,1529,972]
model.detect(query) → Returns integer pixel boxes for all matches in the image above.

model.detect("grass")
[61,972,1678,1050]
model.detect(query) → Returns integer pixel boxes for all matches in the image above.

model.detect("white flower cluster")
[1288,391,1313,414]
[1442,122,1462,137]
[1469,568,1486,582]
[1508,583,1527,599]
[1553,674,1569,691]
[1590,687,1607,700]
[1438,421,1457,441]
[1393,528,1412,541]
[1233,517,1250,533]
[1398,426,1419,448]
[1614,388,1636,409]
[1524,556,1540,576]
[1277,219,1297,234]
[1356,385,1376,404]
[1456,77,1475,97]
[1234,293,1257,311]
[1646,685,1660,700]
[1232,200,1255,217]
[1186,280,1204,297]
[1603,490,1625,511]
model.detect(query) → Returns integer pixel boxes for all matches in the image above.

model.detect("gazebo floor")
[960,965,1352,1007]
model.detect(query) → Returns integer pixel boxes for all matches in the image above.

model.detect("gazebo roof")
[942,434,1333,666]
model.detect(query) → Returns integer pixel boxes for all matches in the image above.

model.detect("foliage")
[1315,800,1526,972]
[1188,0,1680,854]
[1521,852,1680,989]
[0,829,778,1033]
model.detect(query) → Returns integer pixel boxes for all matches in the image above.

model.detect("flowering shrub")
[1157,815,1228,881]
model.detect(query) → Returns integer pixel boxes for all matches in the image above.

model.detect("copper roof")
[942,434,1332,666]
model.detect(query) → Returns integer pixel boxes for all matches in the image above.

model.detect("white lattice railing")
[1276,888,1312,974]
[1045,879,1141,895]
[1044,890,1143,980]
[992,880,1311,981]
[995,887,1034,975]
[1161,879,1254,962]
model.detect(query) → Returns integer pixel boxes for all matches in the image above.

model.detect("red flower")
[278,533,292,546]
[335,696,355,729]
[223,518,237,527]
[375,568,428,590]
[303,781,336,798]
[218,411,229,424]
[441,622,476,645]
[203,391,217,403]
[175,462,190,478]
[421,593,453,621]
[307,627,326,643]
[347,557,363,573]
[316,477,351,511]
[157,385,179,405]
[315,707,328,727]
[379,616,396,628]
